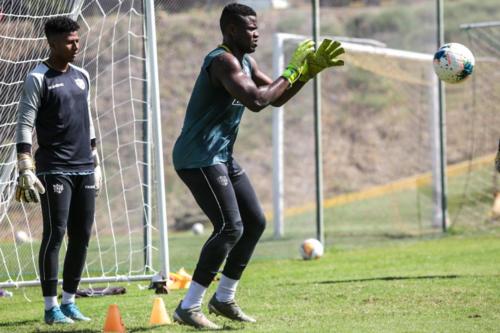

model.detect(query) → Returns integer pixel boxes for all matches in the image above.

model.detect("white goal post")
[0,0,169,288]
[271,33,445,238]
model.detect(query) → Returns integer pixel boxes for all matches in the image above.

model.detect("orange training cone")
[149,297,171,325]
[103,304,126,333]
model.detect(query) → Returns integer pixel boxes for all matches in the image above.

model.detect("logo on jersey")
[232,99,243,106]
[48,83,64,90]
[216,175,229,186]
[74,78,86,90]
[53,183,64,194]
[85,185,96,190]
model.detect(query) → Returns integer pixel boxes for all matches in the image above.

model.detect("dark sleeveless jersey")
[16,62,95,173]
[172,47,252,170]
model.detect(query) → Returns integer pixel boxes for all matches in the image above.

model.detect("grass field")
[0,228,498,332]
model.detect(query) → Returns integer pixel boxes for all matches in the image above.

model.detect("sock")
[61,290,76,305]
[215,274,239,303]
[181,281,207,309]
[44,296,58,311]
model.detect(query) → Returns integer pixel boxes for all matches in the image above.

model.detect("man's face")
[49,31,79,63]
[234,15,259,54]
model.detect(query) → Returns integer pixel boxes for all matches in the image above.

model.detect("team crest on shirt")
[53,183,64,194]
[74,78,86,90]
[232,99,243,106]
[216,175,229,186]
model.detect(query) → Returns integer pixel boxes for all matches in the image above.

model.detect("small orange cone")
[149,297,171,325]
[103,304,126,333]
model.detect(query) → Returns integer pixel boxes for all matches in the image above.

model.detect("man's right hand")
[15,154,45,203]
[300,39,345,82]
[282,39,315,85]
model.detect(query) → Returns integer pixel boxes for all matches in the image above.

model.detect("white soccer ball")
[300,238,324,260]
[433,43,475,84]
[191,222,204,235]
[15,230,32,244]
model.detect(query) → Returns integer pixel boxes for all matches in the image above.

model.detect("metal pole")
[69,0,84,20]
[144,0,170,277]
[436,0,448,232]
[272,33,285,239]
[312,0,324,244]
[142,1,152,271]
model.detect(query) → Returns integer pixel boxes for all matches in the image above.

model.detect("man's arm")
[16,73,41,154]
[211,40,314,112]
[15,73,45,203]
[249,57,307,108]
[211,53,290,112]
[83,68,102,197]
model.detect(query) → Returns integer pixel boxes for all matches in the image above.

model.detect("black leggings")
[177,160,266,287]
[39,174,95,296]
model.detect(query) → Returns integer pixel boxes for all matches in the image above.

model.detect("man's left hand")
[300,39,345,82]
[93,150,102,197]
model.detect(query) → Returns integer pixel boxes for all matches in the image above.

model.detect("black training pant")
[177,160,266,287]
[38,174,95,296]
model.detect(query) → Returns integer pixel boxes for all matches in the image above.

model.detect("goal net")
[0,0,167,288]
[447,21,500,229]
[271,34,440,248]
[269,31,500,249]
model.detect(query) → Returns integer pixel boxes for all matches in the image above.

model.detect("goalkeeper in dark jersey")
[172,3,345,329]
[15,17,101,325]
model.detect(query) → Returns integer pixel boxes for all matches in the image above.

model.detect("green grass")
[0,230,498,332]
[2,163,496,281]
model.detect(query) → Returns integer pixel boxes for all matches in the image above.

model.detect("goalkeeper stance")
[15,17,101,325]
[172,2,344,329]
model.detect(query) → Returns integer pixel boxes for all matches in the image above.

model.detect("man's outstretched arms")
[211,40,315,112]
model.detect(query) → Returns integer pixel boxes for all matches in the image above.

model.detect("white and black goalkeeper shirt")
[16,62,95,174]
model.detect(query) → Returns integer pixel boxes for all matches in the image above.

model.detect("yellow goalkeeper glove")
[282,39,315,85]
[300,39,345,82]
[15,154,45,203]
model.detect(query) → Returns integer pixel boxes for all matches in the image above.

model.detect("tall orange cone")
[103,304,126,333]
[149,297,171,325]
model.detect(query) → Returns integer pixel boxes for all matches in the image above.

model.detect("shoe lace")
[51,307,68,321]
[64,303,82,316]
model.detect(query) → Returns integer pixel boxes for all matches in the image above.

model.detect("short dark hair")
[44,17,80,39]
[220,3,256,32]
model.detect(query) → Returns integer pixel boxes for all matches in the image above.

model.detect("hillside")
[155,0,500,222]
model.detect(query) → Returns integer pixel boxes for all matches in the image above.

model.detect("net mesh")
[0,0,161,287]
[447,23,500,230]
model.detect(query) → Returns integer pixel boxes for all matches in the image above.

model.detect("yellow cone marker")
[149,297,171,325]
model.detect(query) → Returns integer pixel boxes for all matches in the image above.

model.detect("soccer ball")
[191,222,204,235]
[433,43,475,84]
[15,230,32,244]
[300,238,324,260]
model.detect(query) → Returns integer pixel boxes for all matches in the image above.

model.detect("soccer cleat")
[208,294,256,323]
[60,303,91,321]
[173,301,221,330]
[44,306,74,325]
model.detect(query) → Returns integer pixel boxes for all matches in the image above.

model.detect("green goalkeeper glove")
[282,39,315,85]
[15,154,45,203]
[300,39,345,82]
